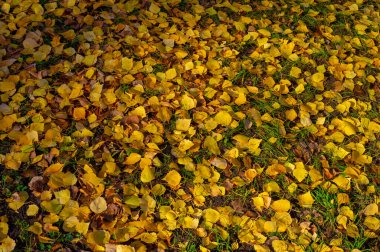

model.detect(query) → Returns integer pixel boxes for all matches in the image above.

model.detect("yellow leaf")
[363,216,379,230]
[332,175,351,190]
[63,216,79,232]
[203,136,220,155]
[311,72,324,82]
[130,106,146,118]
[266,163,286,177]
[44,163,64,175]
[285,109,297,121]
[184,61,194,70]
[0,236,15,251]
[203,208,220,223]
[346,223,359,238]
[271,199,291,212]
[206,59,220,71]
[82,55,97,66]
[8,191,29,212]
[125,196,141,208]
[181,94,196,110]
[28,222,42,235]
[363,203,378,216]
[252,196,265,212]
[247,138,262,155]
[210,157,227,170]
[272,240,288,252]
[136,232,157,243]
[178,139,194,152]
[263,181,281,193]
[141,166,155,183]
[298,191,314,208]
[0,114,17,131]
[280,41,295,57]
[175,50,188,58]
[26,204,39,216]
[125,153,141,165]
[164,170,181,189]
[214,111,232,126]
[165,68,177,80]
[87,230,110,245]
[293,163,308,182]
[0,81,15,92]
[121,57,133,70]
[235,92,247,106]
[149,3,160,13]
[263,221,277,233]
[176,119,191,131]
[54,189,71,205]
[344,70,356,79]
[1,3,10,13]
[89,197,107,214]
[182,216,199,229]
[290,66,301,78]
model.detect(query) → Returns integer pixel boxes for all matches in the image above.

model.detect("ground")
[0,0,379,251]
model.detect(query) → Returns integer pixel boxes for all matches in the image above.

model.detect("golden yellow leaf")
[363,203,378,216]
[272,240,288,252]
[44,163,64,175]
[89,197,107,214]
[293,163,308,182]
[263,221,277,233]
[0,81,15,92]
[125,153,141,165]
[54,189,71,205]
[181,94,196,110]
[136,232,157,243]
[182,216,199,229]
[363,216,379,231]
[7,191,29,212]
[271,199,291,212]
[332,175,351,190]
[178,139,194,152]
[176,119,191,131]
[298,191,314,208]
[26,204,39,216]
[285,109,297,121]
[149,3,160,13]
[141,166,155,183]
[121,57,133,70]
[82,55,97,66]
[290,66,301,78]
[164,170,181,189]
[203,208,220,223]
[165,68,177,80]
[203,136,220,155]
[87,230,110,245]
[214,111,232,126]
[28,222,42,235]
[346,223,359,238]
[125,196,141,209]
[311,72,324,82]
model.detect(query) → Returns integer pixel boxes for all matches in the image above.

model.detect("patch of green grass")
[211,228,232,251]
[232,68,251,85]
[36,55,62,71]
[225,184,253,206]
[221,120,245,148]
[121,84,131,93]
[343,235,369,251]
[311,49,329,60]
[15,219,33,250]
[142,89,161,98]
[152,64,164,74]
[311,187,337,224]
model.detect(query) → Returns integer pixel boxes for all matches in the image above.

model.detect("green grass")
[311,187,337,225]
